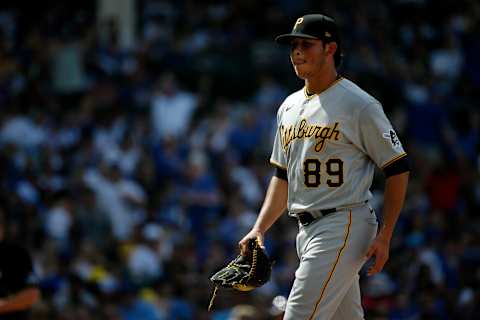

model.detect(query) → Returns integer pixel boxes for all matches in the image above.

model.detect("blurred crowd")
[0,0,479,319]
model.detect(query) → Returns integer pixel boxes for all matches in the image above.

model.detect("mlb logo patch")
[383,129,401,149]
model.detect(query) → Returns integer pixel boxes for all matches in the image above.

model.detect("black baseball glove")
[208,238,272,311]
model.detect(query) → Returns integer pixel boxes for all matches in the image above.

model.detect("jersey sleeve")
[270,106,287,169]
[357,102,407,168]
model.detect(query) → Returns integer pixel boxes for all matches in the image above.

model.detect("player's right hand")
[239,229,264,256]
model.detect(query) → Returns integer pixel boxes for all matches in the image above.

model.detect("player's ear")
[326,42,337,57]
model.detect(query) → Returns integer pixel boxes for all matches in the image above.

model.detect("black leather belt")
[295,201,368,226]
[296,208,336,226]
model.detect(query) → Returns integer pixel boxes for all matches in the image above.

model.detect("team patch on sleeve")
[382,129,402,149]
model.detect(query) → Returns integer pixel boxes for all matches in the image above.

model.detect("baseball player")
[239,14,409,319]
[0,212,40,320]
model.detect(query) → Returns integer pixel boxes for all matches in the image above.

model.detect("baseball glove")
[208,238,272,311]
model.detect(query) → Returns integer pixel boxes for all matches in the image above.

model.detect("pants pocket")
[366,207,378,225]
[365,217,378,225]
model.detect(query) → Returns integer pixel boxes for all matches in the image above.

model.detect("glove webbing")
[208,243,259,312]
[246,243,259,283]
[208,257,237,312]
[208,286,219,311]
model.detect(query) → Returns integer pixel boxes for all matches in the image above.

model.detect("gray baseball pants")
[284,204,378,320]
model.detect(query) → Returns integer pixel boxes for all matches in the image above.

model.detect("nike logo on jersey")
[280,119,340,153]
[383,129,402,149]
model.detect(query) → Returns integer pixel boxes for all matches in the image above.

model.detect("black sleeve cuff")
[274,167,288,181]
[383,156,410,177]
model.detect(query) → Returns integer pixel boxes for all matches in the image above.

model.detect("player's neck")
[305,67,339,96]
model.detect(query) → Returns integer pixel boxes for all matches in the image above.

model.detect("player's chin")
[293,68,310,80]
[293,63,311,80]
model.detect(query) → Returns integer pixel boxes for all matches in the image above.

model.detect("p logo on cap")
[294,17,304,31]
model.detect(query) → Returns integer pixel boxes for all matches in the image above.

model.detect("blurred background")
[0,0,479,319]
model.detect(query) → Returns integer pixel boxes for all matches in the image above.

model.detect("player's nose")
[290,49,303,60]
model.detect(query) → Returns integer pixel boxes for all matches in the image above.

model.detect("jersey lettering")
[281,120,340,153]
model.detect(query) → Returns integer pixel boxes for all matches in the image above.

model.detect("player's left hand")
[365,233,391,276]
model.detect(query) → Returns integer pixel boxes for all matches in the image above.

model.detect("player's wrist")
[252,225,266,235]
[378,226,393,242]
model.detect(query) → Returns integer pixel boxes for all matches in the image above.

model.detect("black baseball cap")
[275,14,343,67]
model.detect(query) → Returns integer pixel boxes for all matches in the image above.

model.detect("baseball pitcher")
[239,14,409,319]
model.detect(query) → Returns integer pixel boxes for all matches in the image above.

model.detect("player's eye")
[301,41,313,49]
[291,40,313,51]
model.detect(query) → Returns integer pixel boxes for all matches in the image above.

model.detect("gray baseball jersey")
[270,77,406,214]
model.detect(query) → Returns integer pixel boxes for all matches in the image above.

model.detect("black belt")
[296,208,336,226]
[295,201,369,226]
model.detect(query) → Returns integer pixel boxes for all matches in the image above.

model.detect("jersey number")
[303,158,344,188]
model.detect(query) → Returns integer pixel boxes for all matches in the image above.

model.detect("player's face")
[290,38,329,79]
